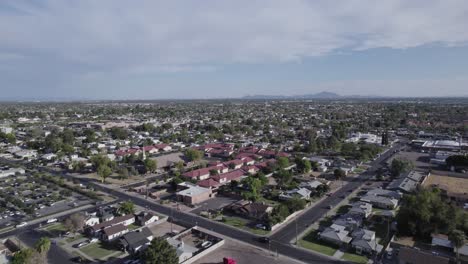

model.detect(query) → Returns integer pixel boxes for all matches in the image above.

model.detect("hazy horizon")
[1,1,468,100]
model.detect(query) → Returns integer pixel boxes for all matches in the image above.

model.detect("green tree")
[390,158,414,177]
[334,169,346,180]
[12,248,34,264]
[449,229,466,262]
[144,158,158,174]
[118,201,135,215]
[142,237,178,264]
[277,157,290,169]
[35,237,51,255]
[5,133,16,144]
[97,164,112,183]
[64,213,85,233]
[275,169,292,188]
[184,148,203,162]
[35,237,51,263]
[118,167,129,180]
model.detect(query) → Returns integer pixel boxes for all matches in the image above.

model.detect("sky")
[1,0,468,100]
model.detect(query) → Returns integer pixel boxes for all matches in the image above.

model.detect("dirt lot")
[193,238,304,264]
[423,173,468,194]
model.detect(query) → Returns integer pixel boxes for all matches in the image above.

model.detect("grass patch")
[44,223,67,232]
[342,253,368,264]
[220,215,269,235]
[66,234,85,243]
[80,242,117,260]
[257,197,280,206]
[127,224,140,231]
[298,239,337,256]
[299,230,338,256]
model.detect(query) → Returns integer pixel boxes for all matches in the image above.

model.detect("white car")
[201,241,212,248]
[76,241,89,248]
[15,222,28,228]
[46,218,58,224]
[89,238,98,243]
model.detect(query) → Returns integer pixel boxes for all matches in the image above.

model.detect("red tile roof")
[212,169,246,182]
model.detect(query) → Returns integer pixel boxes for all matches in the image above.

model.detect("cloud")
[0,0,468,99]
[1,0,468,71]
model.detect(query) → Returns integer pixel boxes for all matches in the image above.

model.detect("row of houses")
[85,211,159,242]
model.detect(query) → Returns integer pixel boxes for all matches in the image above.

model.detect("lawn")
[299,230,339,256]
[127,224,140,231]
[43,223,67,237]
[342,253,368,264]
[298,239,337,256]
[257,197,280,206]
[80,242,118,260]
[44,223,67,232]
[220,215,269,235]
[66,234,85,243]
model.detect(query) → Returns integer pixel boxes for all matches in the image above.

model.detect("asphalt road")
[271,143,403,244]
[0,199,117,264]
[53,143,402,264]
[1,142,403,264]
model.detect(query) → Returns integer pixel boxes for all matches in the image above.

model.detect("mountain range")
[241,91,343,100]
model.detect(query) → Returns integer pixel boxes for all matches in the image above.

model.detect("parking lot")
[193,238,304,264]
[0,174,96,228]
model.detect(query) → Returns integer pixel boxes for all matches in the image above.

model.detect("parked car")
[46,218,58,224]
[201,241,212,248]
[76,241,89,248]
[15,222,28,228]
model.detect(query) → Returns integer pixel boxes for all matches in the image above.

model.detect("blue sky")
[1,0,468,100]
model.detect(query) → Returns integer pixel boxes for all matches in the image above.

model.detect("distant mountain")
[241,91,341,100]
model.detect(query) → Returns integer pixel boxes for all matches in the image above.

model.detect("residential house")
[351,228,383,255]
[299,180,323,191]
[348,202,372,219]
[333,214,363,231]
[223,159,244,170]
[360,195,399,209]
[183,165,228,181]
[84,216,100,227]
[197,178,221,189]
[87,214,135,236]
[319,224,352,246]
[387,171,427,193]
[226,200,273,220]
[120,227,154,254]
[211,169,247,185]
[279,188,311,200]
[102,224,129,241]
[135,212,159,226]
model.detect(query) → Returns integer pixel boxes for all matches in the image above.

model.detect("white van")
[46,218,58,224]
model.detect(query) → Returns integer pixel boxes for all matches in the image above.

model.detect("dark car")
[258,237,270,243]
